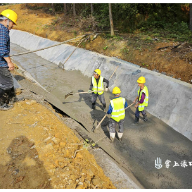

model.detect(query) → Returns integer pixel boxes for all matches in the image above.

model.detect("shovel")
[65,65,119,99]
[65,90,104,99]
[93,102,135,132]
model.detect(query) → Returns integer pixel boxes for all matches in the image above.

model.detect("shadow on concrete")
[13,75,26,81]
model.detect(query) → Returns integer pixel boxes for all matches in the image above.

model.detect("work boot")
[134,116,139,124]
[117,132,123,141]
[110,132,115,142]
[8,87,16,104]
[92,103,96,110]
[102,104,106,112]
[9,97,24,105]
[102,107,106,112]
[143,114,148,122]
[0,103,13,111]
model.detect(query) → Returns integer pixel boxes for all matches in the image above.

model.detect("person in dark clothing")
[88,69,109,111]
[0,9,18,110]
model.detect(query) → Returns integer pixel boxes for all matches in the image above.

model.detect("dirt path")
[0,89,115,189]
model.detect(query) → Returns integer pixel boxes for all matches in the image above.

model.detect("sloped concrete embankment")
[10,30,192,141]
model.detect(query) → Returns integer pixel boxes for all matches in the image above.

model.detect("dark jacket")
[0,23,10,68]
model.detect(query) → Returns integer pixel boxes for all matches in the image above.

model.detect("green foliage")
[103,45,108,50]
[26,3,192,42]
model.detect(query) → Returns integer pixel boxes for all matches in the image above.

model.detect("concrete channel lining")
[10,29,192,141]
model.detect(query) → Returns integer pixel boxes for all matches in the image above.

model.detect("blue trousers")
[135,107,146,118]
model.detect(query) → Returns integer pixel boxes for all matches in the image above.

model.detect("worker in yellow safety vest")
[88,69,109,111]
[107,87,128,142]
[133,76,149,123]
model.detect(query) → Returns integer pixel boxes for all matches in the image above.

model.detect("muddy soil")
[0,87,115,189]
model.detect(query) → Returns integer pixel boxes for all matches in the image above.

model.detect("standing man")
[89,69,109,111]
[0,9,18,110]
[134,76,149,123]
[107,87,128,142]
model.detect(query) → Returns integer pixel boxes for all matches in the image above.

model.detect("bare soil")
[0,87,115,189]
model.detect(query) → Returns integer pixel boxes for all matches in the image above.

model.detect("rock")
[91,178,102,188]
[87,169,94,177]
[59,142,66,148]
[44,143,54,153]
[57,156,65,162]
[26,100,36,105]
[70,174,76,180]
[75,153,83,159]
[76,185,84,189]
[52,137,60,145]
[15,88,22,95]
[66,183,76,189]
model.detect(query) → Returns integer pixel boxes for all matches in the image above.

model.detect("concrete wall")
[10,30,192,141]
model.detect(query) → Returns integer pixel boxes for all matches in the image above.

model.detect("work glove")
[88,90,92,93]
[105,88,109,92]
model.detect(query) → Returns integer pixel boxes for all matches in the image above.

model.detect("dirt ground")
[0,87,115,189]
[0,4,191,83]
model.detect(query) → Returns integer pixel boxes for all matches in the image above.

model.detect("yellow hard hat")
[137,76,146,84]
[112,87,121,94]
[1,9,18,25]
[94,69,101,76]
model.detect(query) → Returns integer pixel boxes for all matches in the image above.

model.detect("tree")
[64,3,67,15]
[190,4,192,31]
[91,3,94,16]
[73,3,76,17]
[52,3,55,14]
[109,3,114,36]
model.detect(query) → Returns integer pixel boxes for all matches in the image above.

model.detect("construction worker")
[88,69,109,111]
[133,76,149,123]
[107,87,128,142]
[0,9,18,110]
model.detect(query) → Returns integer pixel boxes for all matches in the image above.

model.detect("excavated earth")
[0,86,116,189]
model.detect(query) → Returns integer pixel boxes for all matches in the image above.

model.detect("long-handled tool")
[65,65,119,99]
[65,90,104,99]
[109,65,119,80]
[93,102,135,132]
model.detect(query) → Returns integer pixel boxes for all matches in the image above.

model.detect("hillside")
[0,3,191,83]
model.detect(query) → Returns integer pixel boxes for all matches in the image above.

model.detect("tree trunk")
[91,3,94,16]
[52,3,55,14]
[109,3,114,36]
[73,3,76,17]
[64,3,67,15]
[190,4,192,31]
